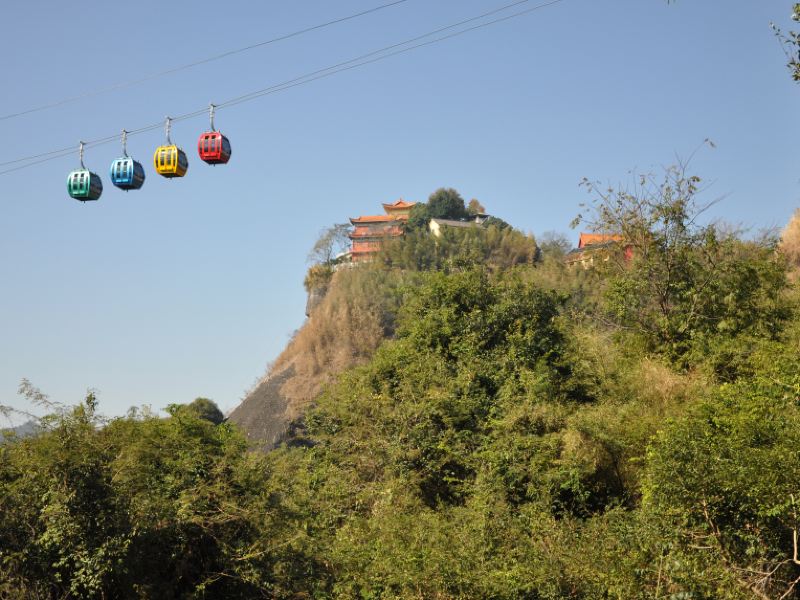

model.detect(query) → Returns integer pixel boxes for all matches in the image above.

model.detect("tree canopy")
[182,397,225,425]
[573,164,790,370]
[407,187,470,230]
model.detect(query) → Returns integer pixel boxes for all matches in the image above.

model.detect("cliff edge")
[228,267,399,449]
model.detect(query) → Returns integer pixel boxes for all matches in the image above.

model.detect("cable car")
[110,131,146,190]
[198,104,231,165]
[67,168,103,201]
[154,117,188,178]
[67,142,102,201]
[111,156,146,190]
[154,145,188,178]
[197,131,231,165]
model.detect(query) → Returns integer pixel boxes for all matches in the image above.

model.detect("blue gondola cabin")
[110,157,145,190]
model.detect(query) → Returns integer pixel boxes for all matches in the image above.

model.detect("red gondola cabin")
[197,131,231,165]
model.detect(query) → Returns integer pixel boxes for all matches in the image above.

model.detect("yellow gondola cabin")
[154,117,188,178]
[153,144,188,178]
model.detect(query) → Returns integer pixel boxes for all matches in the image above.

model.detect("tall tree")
[427,188,469,221]
[183,397,225,425]
[467,199,486,215]
[308,223,351,265]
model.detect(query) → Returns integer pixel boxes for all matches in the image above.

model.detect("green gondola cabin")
[67,168,103,201]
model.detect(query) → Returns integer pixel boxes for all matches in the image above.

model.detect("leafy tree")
[405,201,431,230]
[467,198,485,215]
[307,223,351,265]
[183,397,225,425]
[427,187,469,221]
[305,223,352,293]
[406,187,470,230]
[0,393,319,599]
[642,346,800,598]
[537,231,572,258]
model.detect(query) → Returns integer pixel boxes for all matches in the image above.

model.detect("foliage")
[181,397,225,425]
[642,345,800,598]
[253,267,415,427]
[574,164,791,369]
[0,397,318,599]
[537,231,573,259]
[467,198,485,215]
[307,223,351,266]
[771,5,800,82]
[380,224,538,272]
[262,267,730,598]
[304,263,334,293]
[305,223,352,293]
[407,187,470,230]
[781,208,800,278]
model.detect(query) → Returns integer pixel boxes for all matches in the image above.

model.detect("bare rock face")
[227,363,297,451]
[305,284,328,317]
[228,268,393,451]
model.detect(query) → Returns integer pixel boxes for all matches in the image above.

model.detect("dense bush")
[0,400,319,599]
[380,224,538,272]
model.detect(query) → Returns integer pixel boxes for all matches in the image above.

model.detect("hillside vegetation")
[230,189,539,449]
[4,173,800,598]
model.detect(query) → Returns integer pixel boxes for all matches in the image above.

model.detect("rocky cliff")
[228,267,400,449]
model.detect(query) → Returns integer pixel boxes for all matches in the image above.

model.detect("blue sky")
[0,0,797,419]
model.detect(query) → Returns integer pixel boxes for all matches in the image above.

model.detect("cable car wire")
[0,0,565,176]
[0,0,414,123]
[216,0,564,111]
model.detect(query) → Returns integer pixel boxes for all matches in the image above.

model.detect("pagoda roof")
[382,199,417,211]
[578,232,624,249]
[350,215,402,224]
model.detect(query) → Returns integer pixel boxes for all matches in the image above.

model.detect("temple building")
[349,200,417,262]
[428,218,479,237]
[565,232,632,268]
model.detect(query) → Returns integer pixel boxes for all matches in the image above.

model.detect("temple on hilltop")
[349,199,417,262]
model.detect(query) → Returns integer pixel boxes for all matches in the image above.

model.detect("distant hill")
[0,419,38,442]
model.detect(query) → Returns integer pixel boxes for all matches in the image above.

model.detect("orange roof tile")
[578,232,624,249]
[382,199,417,211]
[350,215,399,224]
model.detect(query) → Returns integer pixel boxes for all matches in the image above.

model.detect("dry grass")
[255,267,400,421]
[780,208,800,278]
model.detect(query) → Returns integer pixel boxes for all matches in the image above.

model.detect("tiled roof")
[350,215,401,224]
[578,232,624,249]
[430,218,477,229]
[383,199,417,210]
